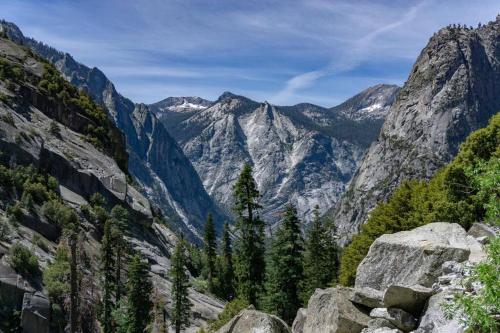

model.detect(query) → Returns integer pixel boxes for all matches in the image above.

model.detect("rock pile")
[291,222,492,333]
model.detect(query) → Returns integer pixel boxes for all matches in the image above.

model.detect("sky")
[0,0,498,106]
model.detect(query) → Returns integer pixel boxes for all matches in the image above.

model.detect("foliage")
[263,205,304,324]
[443,237,500,332]
[8,243,40,278]
[126,253,153,333]
[339,113,500,286]
[208,298,249,332]
[43,243,70,304]
[301,206,338,303]
[32,234,49,252]
[203,213,217,293]
[216,222,235,301]
[170,239,192,333]
[100,219,115,333]
[233,163,266,306]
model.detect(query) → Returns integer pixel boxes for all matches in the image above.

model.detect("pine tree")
[301,205,338,303]
[100,219,115,333]
[110,205,129,303]
[233,164,265,306]
[263,205,304,324]
[203,213,217,293]
[170,238,192,333]
[126,253,153,333]
[217,222,235,300]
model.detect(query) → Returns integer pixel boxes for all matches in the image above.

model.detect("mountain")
[331,16,500,244]
[0,35,223,330]
[0,20,225,240]
[151,87,399,224]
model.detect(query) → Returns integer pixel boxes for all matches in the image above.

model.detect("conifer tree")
[233,163,265,306]
[110,205,129,303]
[263,205,304,324]
[301,205,338,303]
[218,222,235,300]
[100,219,115,333]
[170,238,192,333]
[126,253,153,333]
[203,213,217,293]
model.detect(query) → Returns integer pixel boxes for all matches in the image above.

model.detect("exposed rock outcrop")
[369,308,417,332]
[298,287,371,333]
[350,287,385,308]
[21,292,50,333]
[332,18,500,244]
[216,307,290,333]
[355,223,485,291]
[0,20,225,241]
[382,285,434,316]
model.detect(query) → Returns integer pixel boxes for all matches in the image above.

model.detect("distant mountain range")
[150,85,399,223]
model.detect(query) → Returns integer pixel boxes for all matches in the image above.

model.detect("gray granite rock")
[291,308,307,333]
[216,308,290,333]
[356,223,485,291]
[332,17,500,245]
[302,287,371,333]
[383,285,434,315]
[412,292,464,333]
[350,287,385,308]
[21,292,50,333]
[467,223,497,241]
[370,308,417,332]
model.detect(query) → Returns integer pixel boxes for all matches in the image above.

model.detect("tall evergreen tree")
[263,205,304,324]
[126,253,153,333]
[233,163,265,306]
[301,205,338,303]
[100,219,115,333]
[203,213,217,293]
[110,205,129,303]
[217,222,235,300]
[170,238,192,333]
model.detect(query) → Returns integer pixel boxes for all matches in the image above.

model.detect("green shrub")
[443,237,500,332]
[49,121,60,136]
[43,244,70,303]
[208,298,249,331]
[192,277,209,294]
[32,234,49,252]
[8,243,40,278]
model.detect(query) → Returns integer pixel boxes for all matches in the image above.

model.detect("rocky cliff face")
[151,87,399,224]
[0,35,223,331]
[332,17,500,244]
[0,20,225,240]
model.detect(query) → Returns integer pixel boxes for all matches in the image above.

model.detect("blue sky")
[1,0,498,106]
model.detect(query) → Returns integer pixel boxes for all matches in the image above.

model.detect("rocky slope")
[332,17,500,244]
[0,35,223,332]
[0,20,225,240]
[151,87,399,224]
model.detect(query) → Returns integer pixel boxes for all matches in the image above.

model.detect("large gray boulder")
[301,287,371,333]
[216,308,290,333]
[362,328,402,333]
[355,223,485,291]
[292,308,307,333]
[350,287,385,308]
[21,292,50,333]
[467,223,497,242]
[383,285,434,315]
[370,308,417,332]
[413,292,464,333]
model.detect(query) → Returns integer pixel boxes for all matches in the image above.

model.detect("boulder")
[361,328,402,333]
[370,308,417,332]
[350,287,385,308]
[413,292,464,333]
[383,285,434,315]
[467,223,497,241]
[292,308,307,333]
[366,318,398,330]
[21,292,50,333]
[216,308,290,333]
[355,223,485,291]
[302,287,370,333]
[0,259,35,313]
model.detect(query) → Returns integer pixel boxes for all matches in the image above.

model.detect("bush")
[32,234,49,252]
[208,298,249,331]
[43,244,70,303]
[443,237,500,332]
[8,243,40,278]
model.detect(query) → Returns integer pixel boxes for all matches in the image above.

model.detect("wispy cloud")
[272,0,430,104]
